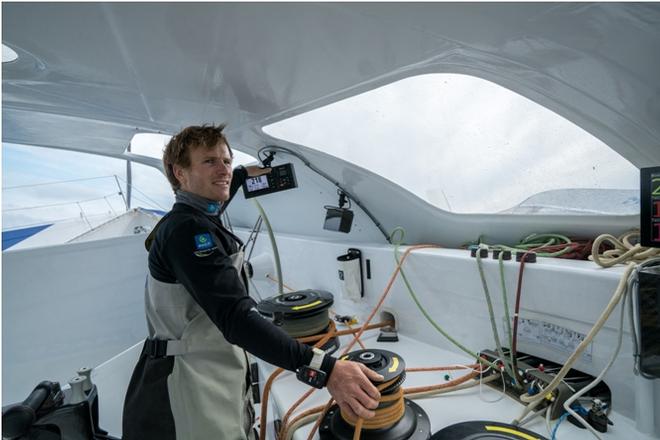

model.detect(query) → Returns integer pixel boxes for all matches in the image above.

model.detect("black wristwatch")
[296,348,327,389]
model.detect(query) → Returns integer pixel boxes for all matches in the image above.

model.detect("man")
[122,124,382,440]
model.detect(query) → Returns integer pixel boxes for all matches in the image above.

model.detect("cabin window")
[263,73,639,215]
[2,44,18,63]
[2,144,175,230]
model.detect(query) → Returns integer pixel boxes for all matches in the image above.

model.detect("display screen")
[246,175,270,192]
[323,208,353,233]
[640,167,660,248]
[652,173,660,243]
[324,212,343,231]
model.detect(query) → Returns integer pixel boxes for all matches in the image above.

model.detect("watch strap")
[309,347,324,370]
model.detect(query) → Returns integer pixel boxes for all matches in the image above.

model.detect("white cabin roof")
[3,3,659,167]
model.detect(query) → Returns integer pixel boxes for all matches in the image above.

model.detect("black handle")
[2,382,53,439]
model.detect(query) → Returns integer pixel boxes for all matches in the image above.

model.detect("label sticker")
[194,233,215,251]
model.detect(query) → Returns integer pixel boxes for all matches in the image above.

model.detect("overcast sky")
[264,73,640,213]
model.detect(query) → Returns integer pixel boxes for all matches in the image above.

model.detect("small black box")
[324,208,353,233]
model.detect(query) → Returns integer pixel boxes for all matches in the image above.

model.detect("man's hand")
[244,165,271,177]
[326,360,383,420]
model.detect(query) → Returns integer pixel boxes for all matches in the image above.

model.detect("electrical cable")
[257,146,390,243]
[478,364,506,403]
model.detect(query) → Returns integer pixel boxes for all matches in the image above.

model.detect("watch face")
[297,366,327,389]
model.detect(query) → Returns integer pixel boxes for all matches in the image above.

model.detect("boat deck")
[260,333,654,440]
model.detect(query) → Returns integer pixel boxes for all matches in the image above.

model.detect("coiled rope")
[589,230,660,267]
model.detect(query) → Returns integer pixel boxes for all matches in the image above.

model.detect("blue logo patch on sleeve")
[194,233,214,251]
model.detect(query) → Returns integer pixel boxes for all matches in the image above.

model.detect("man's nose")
[215,162,231,172]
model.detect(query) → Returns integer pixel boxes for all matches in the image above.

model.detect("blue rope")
[551,412,569,440]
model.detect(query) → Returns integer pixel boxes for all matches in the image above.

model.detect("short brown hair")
[163,124,234,191]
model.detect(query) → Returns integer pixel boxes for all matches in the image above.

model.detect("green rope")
[476,251,520,387]
[389,227,498,371]
[498,252,516,377]
[484,233,575,258]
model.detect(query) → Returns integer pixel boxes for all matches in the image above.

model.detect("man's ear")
[173,164,186,187]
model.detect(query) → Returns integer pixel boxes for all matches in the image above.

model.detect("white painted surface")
[68,208,160,243]
[2,234,148,404]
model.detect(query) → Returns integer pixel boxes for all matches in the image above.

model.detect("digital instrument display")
[640,166,660,247]
[245,175,270,192]
[242,163,297,199]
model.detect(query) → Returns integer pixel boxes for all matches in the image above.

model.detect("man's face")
[174,142,233,201]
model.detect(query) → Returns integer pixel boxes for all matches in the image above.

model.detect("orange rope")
[304,244,439,439]
[403,368,481,395]
[281,368,480,440]
[346,322,366,349]
[279,403,327,440]
[341,378,405,439]
[276,322,390,438]
[278,387,316,439]
[340,245,439,355]
[296,321,390,343]
[259,321,337,440]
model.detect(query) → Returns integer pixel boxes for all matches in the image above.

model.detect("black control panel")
[242,163,297,199]
[638,266,660,378]
[640,166,660,248]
